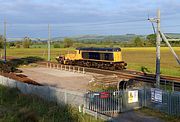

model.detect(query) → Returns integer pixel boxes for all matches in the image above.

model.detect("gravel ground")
[20,67,93,92]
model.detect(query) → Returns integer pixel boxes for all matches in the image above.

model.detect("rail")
[38,61,180,88]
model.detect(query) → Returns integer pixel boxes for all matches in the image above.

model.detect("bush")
[22,37,32,48]
[9,42,15,47]
[0,35,4,49]
[16,44,21,48]
[53,43,60,48]
[63,38,74,48]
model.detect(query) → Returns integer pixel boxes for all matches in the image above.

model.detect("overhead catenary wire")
[0,17,180,38]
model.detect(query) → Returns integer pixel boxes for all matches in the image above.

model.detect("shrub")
[53,43,60,48]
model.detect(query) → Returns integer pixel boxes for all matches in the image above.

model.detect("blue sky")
[0,0,180,38]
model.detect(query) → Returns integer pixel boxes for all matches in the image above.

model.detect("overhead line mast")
[156,9,161,88]
[148,9,161,88]
[149,9,180,88]
[48,24,51,62]
[4,18,7,63]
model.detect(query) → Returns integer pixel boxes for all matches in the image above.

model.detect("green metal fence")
[144,88,180,116]
[85,88,180,117]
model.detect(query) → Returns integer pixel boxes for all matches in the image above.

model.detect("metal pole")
[156,9,161,88]
[48,24,51,62]
[4,18,7,63]
[160,31,180,64]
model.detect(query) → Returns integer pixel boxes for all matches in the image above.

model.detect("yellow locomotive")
[56,47,127,70]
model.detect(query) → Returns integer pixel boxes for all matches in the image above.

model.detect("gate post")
[120,93,123,112]
[143,87,146,107]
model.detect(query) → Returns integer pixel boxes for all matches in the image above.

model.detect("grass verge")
[137,107,180,122]
[0,85,103,122]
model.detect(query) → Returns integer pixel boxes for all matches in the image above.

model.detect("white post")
[73,66,75,72]
[78,67,80,73]
[83,68,85,74]
[69,66,70,71]
[61,65,62,70]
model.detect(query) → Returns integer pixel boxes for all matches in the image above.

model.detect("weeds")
[0,85,103,122]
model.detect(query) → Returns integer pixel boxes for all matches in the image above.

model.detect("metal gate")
[85,89,144,116]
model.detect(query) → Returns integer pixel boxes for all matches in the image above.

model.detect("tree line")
[0,34,180,49]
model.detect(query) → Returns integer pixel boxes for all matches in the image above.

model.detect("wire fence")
[144,88,180,116]
[85,89,143,117]
[0,75,180,118]
[85,88,180,117]
[0,75,85,107]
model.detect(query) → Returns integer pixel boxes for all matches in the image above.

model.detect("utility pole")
[48,24,51,62]
[149,9,180,88]
[156,9,161,88]
[4,18,7,63]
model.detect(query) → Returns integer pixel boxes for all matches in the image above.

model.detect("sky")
[0,0,180,38]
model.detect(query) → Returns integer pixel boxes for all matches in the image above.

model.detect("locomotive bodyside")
[56,47,127,70]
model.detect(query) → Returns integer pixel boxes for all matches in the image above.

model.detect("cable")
[3,19,146,28]
[162,25,180,28]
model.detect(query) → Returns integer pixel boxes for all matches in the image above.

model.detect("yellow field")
[122,47,180,76]
[0,47,179,76]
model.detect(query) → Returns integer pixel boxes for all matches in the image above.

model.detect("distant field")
[0,47,179,76]
[122,47,180,76]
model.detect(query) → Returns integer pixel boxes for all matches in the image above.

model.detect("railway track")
[38,61,180,87]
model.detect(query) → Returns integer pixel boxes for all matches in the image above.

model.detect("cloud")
[0,0,179,37]
[0,0,180,23]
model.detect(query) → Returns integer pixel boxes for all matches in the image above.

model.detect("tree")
[63,38,74,48]
[0,35,4,49]
[53,43,60,48]
[16,44,21,48]
[9,42,15,47]
[133,37,143,47]
[22,37,32,48]
[146,34,156,46]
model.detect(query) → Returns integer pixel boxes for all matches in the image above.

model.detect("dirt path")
[112,111,163,122]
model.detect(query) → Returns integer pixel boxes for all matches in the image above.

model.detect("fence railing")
[144,88,180,116]
[1,75,180,118]
[0,75,85,107]
[85,89,143,116]
[46,63,85,74]
[85,88,180,117]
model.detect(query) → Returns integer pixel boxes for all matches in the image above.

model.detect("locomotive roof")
[76,47,121,51]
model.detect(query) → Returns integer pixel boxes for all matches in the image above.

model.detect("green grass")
[0,85,103,122]
[122,47,180,76]
[137,107,180,122]
[0,47,179,76]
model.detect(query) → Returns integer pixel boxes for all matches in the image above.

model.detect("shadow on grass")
[9,56,44,67]
[0,85,84,122]
[0,56,44,73]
